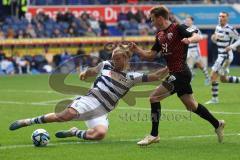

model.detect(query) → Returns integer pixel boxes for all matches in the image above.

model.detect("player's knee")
[220,76,227,83]
[95,130,107,140]
[184,101,198,112]
[149,95,158,103]
[149,96,154,103]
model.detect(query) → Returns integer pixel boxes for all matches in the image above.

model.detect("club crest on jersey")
[167,33,173,40]
[167,75,176,83]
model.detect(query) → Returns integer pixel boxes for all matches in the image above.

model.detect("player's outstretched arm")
[181,33,202,44]
[147,67,169,82]
[79,63,103,80]
[130,42,157,60]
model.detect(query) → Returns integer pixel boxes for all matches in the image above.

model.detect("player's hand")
[225,46,233,52]
[79,71,87,80]
[181,38,191,44]
[129,42,139,53]
[211,34,217,43]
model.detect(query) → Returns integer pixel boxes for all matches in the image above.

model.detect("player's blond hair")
[112,46,132,59]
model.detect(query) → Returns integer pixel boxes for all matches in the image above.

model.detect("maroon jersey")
[151,23,195,73]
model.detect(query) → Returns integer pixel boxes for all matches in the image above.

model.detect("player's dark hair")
[150,5,169,20]
[187,16,194,22]
[220,11,229,17]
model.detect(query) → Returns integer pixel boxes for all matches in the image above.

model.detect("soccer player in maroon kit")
[131,6,225,146]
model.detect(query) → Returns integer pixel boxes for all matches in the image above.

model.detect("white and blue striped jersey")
[88,60,148,112]
[188,25,201,55]
[214,24,239,54]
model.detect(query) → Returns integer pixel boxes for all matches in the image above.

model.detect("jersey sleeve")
[229,27,239,40]
[151,37,161,52]
[178,24,197,38]
[96,61,105,73]
[128,72,148,84]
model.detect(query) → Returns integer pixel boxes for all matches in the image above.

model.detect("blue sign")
[168,5,240,27]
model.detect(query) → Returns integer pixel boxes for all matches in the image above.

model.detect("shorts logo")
[167,75,176,83]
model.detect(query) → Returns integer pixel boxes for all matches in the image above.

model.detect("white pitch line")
[0,101,50,106]
[0,133,239,150]
[0,89,56,94]
[1,100,240,115]
[35,98,72,105]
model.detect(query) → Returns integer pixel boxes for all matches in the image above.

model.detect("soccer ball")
[31,129,50,147]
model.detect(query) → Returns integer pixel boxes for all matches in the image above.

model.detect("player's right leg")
[9,107,78,131]
[205,55,225,104]
[205,70,219,104]
[137,83,172,146]
[55,114,109,140]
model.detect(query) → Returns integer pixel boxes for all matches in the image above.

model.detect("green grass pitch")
[0,69,240,160]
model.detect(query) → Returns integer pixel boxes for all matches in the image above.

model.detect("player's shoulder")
[225,24,234,29]
[225,24,237,32]
[102,60,112,66]
[102,60,114,69]
[179,23,197,33]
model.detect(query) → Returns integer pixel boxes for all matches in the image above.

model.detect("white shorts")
[69,95,109,129]
[212,53,233,76]
[85,114,109,129]
[187,50,201,64]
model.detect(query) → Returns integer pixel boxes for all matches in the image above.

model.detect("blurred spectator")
[61,49,71,63]
[134,9,146,23]
[98,17,109,36]
[14,52,30,74]
[76,45,86,56]
[26,24,37,38]
[52,28,62,38]
[17,30,26,39]
[126,8,136,21]
[125,18,139,35]
[68,22,78,37]
[0,30,5,39]
[138,18,150,36]
[6,27,15,39]
[35,22,45,38]
[89,46,99,58]
[0,56,15,75]
[43,48,54,65]
[88,16,101,36]
[117,10,129,31]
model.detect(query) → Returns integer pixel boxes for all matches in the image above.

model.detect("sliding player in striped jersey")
[205,12,240,104]
[9,44,169,141]
[185,16,210,85]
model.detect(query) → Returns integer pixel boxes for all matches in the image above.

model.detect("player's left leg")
[195,60,210,85]
[187,53,195,79]
[9,107,78,130]
[219,54,240,83]
[220,75,240,83]
[180,94,225,143]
